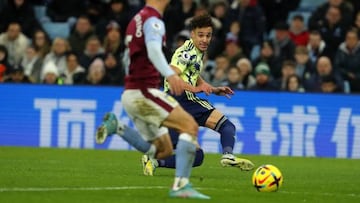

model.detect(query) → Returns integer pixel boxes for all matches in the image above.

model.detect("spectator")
[226,21,241,45]
[4,64,31,83]
[42,61,63,85]
[308,0,353,31]
[68,15,95,56]
[228,0,266,55]
[334,28,360,92]
[46,0,86,22]
[84,0,107,25]
[43,37,71,75]
[103,21,125,57]
[222,65,244,90]
[258,0,300,33]
[0,64,6,82]
[252,41,277,78]
[79,35,105,69]
[320,74,342,93]
[31,29,51,59]
[294,46,314,82]
[96,0,131,39]
[274,60,296,90]
[270,21,296,79]
[354,11,360,30]
[285,74,305,92]
[0,0,41,37]
[104,53,125,86]
[0,22,29,66]
[318,6,349,59]
[307,30,332,67]
[62,52,85,85]
[289,15,309,46]
[21,45,42,83]
[164,0,197,47]
[0,45,11,80]
[74,58,109,85]
[236,58,256,89]
[172,30,190,52]
[206,54,229,86]
[248,63,278,91]
[210,0,230,32]
[304,56,344,92]
[223,39,246,65]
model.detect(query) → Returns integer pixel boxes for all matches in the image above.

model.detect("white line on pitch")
[0,186,223,193]
[0,186,167,192]
[0,187,359,198]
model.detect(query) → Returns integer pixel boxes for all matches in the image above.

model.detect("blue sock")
[158,148,204,168]
[175,133,196,178]
[217,119,236,154]
[120,126,151,154]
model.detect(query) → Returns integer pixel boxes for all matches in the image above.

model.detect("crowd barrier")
[1,84,359,159]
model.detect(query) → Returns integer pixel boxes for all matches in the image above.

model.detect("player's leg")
[162,105,209,199]
[151,129,204,169]
[95,112,157,158]
[155,148,204,168]
[121,88,209,199]
[141,127,173,176]
[205,109,254,171]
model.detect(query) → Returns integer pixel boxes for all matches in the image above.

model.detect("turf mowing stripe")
[1,187,360,199]
[0,186,167,192]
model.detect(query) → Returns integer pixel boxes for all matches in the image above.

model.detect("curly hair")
[189,14,214,31]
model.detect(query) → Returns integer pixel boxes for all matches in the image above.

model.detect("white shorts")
[121,88,179,141]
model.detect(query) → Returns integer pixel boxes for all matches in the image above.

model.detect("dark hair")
[189,14,214,30]
[346,27,359,38]
[282,60,296,68]
[292,15,304,22]
[285,74,302,90]
[309,30,321,36]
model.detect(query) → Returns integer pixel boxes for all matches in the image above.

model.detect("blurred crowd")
[0,0,360,94]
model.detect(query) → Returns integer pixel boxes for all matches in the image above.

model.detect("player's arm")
[170,64,201,93]
[143,17,184,95]
[197,76,234,98]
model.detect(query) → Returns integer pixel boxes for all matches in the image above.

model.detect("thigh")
[204,109,226,130]
[121,89,178,141]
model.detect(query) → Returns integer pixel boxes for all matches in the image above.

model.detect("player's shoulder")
[144,16,165,32]
[173,40,197,65]
[182,40,196,52]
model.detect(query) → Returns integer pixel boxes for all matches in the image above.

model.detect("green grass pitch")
[0,147,359,203]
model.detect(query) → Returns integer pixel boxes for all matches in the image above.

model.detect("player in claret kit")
[142,14,255,175]
[95,0,210,200]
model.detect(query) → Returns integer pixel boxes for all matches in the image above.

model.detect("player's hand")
[212,86,234,99]
[196,82,213,95]
[166,74,185,96]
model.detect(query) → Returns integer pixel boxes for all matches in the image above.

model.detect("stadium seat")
[250,44,261,61]
[287,11,312,28]
[33,6,47,22]
[42,22,70,40]
[298,0,327,11]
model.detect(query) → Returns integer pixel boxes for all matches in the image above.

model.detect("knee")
[218,119,235,135]
[184,117,199,136]
[156,145,173,159]
[193,148,204,167]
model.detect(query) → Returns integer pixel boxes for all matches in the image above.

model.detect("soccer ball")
[252,164,283,192]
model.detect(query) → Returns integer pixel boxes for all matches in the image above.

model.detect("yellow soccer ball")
[252,164,283,192]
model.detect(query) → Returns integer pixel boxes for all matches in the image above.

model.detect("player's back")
[124,6,164,89]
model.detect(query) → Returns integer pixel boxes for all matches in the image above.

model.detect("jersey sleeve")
[143,17,165,44]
